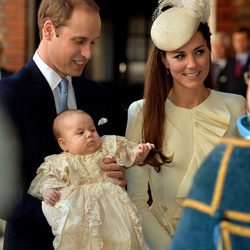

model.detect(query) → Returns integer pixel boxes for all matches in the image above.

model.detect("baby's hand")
[41,188,61,206]
[136,143,155,164]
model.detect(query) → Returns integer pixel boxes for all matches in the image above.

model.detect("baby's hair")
[53,109,88,140]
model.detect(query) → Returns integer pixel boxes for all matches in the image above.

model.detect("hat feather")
[153,0,210,23]
[181,0,210,23]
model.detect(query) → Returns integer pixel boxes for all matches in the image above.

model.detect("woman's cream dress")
[125,90,246,250]
[28,135,145,250]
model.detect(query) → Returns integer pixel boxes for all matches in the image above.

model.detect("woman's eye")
[174,54,185,59]
[195,49,205,56]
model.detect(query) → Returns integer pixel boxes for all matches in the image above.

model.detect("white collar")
[33,50,71,90]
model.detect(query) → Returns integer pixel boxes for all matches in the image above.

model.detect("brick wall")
[0,0,26,72]
[216,0,250,33]
[216,0,236,32]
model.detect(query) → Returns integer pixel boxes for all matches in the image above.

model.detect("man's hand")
[41,188,61,206]
[100,157,126,187]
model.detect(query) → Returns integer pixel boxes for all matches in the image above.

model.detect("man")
[211,32,231,90]
[219,26,250,97]
[0,1,125,249]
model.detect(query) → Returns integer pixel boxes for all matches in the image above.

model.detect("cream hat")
[151,0,210,51]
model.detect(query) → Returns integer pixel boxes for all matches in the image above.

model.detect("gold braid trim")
[183,142,233,215]
[224,211,250,223]
[221,221,250,250]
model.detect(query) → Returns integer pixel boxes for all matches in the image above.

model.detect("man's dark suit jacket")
[0,59,114,250]
[217,56,250,97]
[0,67,14,79]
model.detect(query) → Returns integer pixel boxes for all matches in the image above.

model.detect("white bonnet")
[151,0,211,51]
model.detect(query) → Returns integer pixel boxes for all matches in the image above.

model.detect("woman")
[125,0,246,249]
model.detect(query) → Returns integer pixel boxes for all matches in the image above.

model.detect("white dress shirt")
[33,51,77,113]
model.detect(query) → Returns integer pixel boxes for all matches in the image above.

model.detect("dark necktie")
[234,60,241,77]
[59,78,69,113]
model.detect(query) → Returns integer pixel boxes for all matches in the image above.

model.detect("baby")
[28,109,154,250]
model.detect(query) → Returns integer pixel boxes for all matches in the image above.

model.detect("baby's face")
[62,113,102,155]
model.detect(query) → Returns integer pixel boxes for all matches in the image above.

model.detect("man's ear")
[58,138,67,152]
[43,20,56,40]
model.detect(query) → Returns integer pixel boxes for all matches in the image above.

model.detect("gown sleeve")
[102,135,139,167]
[28,154,70,199]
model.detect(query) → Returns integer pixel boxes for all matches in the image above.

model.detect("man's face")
[43,7,101,78]
[232,32,249,54]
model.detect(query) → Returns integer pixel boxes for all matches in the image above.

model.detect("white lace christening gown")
[28,135,146,250]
